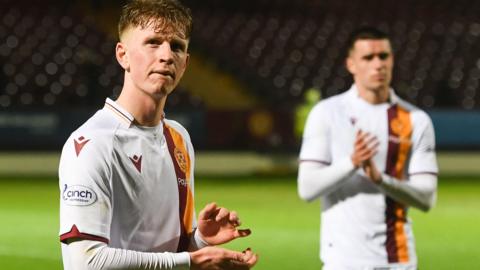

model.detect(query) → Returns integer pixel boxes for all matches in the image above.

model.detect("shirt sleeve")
[408,112,438,175]
[62,240,190,270]
[299,102,332,164]
[59,133,113,243]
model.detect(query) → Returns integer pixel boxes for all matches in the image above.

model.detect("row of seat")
[2,0,480,109]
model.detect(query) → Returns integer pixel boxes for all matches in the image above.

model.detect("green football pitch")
[0,175,478,269]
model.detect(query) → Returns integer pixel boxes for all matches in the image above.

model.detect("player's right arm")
[298,103,366,201]
[65,239,256,270]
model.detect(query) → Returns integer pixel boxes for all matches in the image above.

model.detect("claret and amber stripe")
[385,104,412,263]
[163,123,194,252]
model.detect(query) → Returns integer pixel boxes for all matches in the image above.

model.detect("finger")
[233,228,251,238]
[245,254,258,266]
[358,137,379,156]
[242,248,253,261]
[229,211,240,226]
[355,133,374,150]
[357,130,371,142]
[242,248,258,266]
[365,134,378,146]
[223,249,247,262]
[363,143,379,159]
[359,149,377,161]
[216,207,230,222]
[199,202,217,220]
[356,129,362,138]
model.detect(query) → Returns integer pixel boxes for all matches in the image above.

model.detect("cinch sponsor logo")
[177,178,188,187]
[62,184,97,206]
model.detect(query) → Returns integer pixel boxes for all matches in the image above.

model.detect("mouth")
[151,70,175,79]
[372,74,386,81]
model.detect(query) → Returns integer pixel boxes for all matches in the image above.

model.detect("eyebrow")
[362,52,390,59]
[145,33,188,43]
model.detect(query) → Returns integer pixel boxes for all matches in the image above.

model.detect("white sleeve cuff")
[172,252,191,270]
[192,229,210,249]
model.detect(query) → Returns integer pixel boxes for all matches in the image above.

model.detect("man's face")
[346,39,393,94]
[117,22,189,99]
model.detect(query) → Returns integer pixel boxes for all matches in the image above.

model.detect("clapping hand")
[197,202,251,245]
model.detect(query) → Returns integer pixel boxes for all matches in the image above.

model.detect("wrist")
[373,174,383,185]
[194,229,210,248]
[350,156,360,169]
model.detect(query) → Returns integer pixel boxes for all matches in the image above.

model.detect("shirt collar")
[103,98,134,128]
[349,84,398,105]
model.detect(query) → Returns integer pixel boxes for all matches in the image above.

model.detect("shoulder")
[61,110,121,162]
[396,97,432,121]
[164,118,191,141]
[309,90,350,117]
[395,97,434,133]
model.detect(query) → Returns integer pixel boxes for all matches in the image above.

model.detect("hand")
[363,158,382,184]
[351,130,379,168]
[190,246,258,270]
[197,203,251,245]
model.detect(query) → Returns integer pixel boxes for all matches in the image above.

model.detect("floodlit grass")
[0,175,478,269]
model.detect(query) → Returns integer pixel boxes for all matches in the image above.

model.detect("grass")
[0,175,478,269]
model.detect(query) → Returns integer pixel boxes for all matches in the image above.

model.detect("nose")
[158,41,174,64]
[373,56,385,70]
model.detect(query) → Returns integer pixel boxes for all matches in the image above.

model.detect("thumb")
[233,229,251,238]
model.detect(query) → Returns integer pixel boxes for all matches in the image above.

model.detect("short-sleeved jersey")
[300,85,438,269]
[59,98,196,268]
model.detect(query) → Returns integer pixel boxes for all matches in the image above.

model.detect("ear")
[346,56,355,75]
[116,42,129,71]
[184,53,190,69]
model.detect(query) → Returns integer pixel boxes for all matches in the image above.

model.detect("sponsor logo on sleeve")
[62,184,97,206]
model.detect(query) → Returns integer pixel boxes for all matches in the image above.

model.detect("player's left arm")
[364,114,438,211]
[365,163,437,211]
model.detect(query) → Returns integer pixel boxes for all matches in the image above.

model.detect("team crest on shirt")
[390,118,404,136]
[174,148,187,173]
[62,184,97,206]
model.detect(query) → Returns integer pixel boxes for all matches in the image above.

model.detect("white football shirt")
[300,85,438,269]
[59,98,196,268]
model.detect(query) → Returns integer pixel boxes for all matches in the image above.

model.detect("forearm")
[65,240,190,270]
[378,173,437,211]
[297,157,357,201]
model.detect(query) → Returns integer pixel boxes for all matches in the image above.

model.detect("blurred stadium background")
[1,0,479,269]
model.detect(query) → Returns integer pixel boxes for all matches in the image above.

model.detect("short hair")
[346,26,390,53]
[118,0,193,40]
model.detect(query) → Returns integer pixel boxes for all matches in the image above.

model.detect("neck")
[356,85,390,104]
[116,85,167,127]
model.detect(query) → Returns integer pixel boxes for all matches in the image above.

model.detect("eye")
[171,41,186,52]
[379,53,390,60]
[363,54,374,61]
[146,39,161,46]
